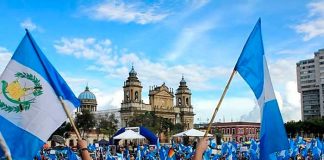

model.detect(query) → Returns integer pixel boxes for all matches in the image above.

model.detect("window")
[135,91,138,101]
[131,89,133,100]
[238,128,244,134]
[186,98,189,105]
[232,128,235,134]
[126,90,129,101]
[178,98,182,105]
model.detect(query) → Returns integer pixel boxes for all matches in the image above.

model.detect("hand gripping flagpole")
[203,70,236,137]
[59,97,82,140]
[0,132,12,160]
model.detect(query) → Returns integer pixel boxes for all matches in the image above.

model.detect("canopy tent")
[173,128,213,137]
[109,127,158,145]
[113,130,145,140]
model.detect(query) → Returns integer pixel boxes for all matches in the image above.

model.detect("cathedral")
[120,66,195,130]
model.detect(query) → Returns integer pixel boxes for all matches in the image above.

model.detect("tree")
[128,111,175,135]
[172,123,185,135]
[107,114,118,138]
[75,109,96,138]
[96,113,119,139]
[284,118,324,139]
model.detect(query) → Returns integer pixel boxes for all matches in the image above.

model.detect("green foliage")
[285,118,324,138]
[75,109,96,138]
[172,123,185,135]
[96,113,119,139]
[128,111,180,135]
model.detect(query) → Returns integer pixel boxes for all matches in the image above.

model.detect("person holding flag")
[0,30,83,159]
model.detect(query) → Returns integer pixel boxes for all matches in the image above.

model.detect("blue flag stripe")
[235,19,264,99]
[260,99,289,157]
[0,116,44,159]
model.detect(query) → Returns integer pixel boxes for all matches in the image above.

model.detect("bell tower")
[120,65,144,127]
[175,75,192,108]
[175,75,194,129]
[122,65,142,103]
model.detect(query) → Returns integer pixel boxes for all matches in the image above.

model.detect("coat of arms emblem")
[0,72,43,113]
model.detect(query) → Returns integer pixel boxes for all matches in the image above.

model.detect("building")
[67,86,121,146]
[120,66,195,130]
[77,86,98,112]
[77,86,121,128]
[297,49,324,120]
[196,122,260,142]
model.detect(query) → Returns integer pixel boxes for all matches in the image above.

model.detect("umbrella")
[113,130,145,140]
[52,135,65,144]
[172,129,213,137]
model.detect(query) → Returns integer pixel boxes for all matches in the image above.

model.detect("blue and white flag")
[0,30,80,159]
[234,18,289,159]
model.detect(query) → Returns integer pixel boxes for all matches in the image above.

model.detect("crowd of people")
[34,136,323,160]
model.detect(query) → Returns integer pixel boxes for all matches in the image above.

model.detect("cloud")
[193,96,255,123]
[165,19,217,61]
[20,18,39,31]
[188,0,210,10]
[54,37,231,91]
[54,38,111,59]
[59,73,123,110]
[0,47,12,73]
[91,88,123,110]
[83,0,169,24]
[294,1,324,41]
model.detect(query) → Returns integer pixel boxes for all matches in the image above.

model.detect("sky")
[0,0,323,123]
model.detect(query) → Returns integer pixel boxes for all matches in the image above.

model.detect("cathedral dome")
[78,86,96,100]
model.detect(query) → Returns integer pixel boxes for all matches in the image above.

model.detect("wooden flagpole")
[0,132,12,160]
[204,70,236,137]
[59,97,82,140]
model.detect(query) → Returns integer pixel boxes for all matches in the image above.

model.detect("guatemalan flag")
[0,30,80,159]
[234,19,289,159]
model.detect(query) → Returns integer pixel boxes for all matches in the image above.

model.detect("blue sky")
[0,0,324,123]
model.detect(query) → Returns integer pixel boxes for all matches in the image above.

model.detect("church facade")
[120,66,195,130]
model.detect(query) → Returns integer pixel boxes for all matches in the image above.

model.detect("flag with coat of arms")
[0,30,80,159]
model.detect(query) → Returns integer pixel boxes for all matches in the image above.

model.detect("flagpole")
[204,69,236,137]
[59,97,82,140]
[0,132,12,160]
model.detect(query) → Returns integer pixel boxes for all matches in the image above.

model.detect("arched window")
[131,89,133,100]
[126,90,130,101]
[186,98,189,105]
[135,91,138,101]
[178,98,182,105]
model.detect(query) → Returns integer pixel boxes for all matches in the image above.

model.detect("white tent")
[113,130,146,140]
[173,128,213,137]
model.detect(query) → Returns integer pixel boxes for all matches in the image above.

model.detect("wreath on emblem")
[0,72,43,113]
